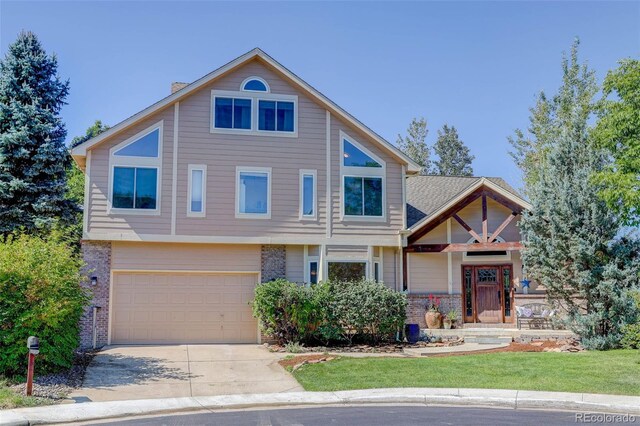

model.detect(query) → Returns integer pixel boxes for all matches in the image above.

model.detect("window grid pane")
[191,169,203,213]
[309,261,318,284]
[276,101,294,132]
[240,172,268,214]
[134,168,157,209]
[233,99,252,129]
[214,97,233,128]
[114,129,159,157]
[344,176,363,215]
[302,174,314,216]
[113,167,135,208]
[258,100,276,131]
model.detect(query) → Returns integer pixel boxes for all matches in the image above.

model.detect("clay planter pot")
[425,310,442,329]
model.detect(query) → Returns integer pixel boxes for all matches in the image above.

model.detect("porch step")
[464,335,513,345]
[462,323,515,329]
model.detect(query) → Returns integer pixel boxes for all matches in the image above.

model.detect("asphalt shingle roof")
[406,175,521,228]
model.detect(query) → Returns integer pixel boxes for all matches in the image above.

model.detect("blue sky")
[2,1,639,189]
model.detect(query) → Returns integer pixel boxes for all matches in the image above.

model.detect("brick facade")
[260,245,286,282]
[79,241,111,349]
[406,294,463,329]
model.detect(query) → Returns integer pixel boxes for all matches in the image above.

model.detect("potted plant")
[425,294,442,329]
[443,310,458,329]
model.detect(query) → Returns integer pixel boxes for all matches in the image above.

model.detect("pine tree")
[0,31,72,234]
[433,125,474,176]
[519,42,640,349]
[508,39,597,193]
[397,117,431,174]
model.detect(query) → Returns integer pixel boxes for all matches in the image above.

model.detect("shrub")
[0,234,88,377]
[252,279,320,343]
[252,278,407,345]
[325,280,407,344]
[621,292,640,349]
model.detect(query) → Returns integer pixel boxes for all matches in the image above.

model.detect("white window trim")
[187,164,207,218]
[107,121,163,216]
[210,89,298,137]
[235,166,272,219]
[299,169,317,221]
[210,92,254,134]
[339,131,386,222]
[463,236,512,262]
[241,76,270,93]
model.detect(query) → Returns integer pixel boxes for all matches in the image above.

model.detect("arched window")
[241,76,269,92]
[463,236,511,261]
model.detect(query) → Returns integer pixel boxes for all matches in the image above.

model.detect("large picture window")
[236,167,271,218]
[109,121,162,214]
[340,132,385,220]
[328,262,367,282]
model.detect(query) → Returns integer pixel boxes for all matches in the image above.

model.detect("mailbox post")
[26,336,39,396]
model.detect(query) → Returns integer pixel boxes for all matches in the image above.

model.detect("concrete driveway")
[69,345,302,402]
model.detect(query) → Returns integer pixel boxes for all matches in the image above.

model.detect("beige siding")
[382,247,397,290]
[326,245,368,259]
[330,115,404,238]
[86,58,406,246]
[111,242,260,272]
[286,245,304,283]
[415,221,448,244]
[408,253,448,293]
[88,109,175,236]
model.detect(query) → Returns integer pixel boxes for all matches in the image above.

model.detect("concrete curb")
[2,388,639,425]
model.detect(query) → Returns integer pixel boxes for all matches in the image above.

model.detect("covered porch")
[403,177,544,327]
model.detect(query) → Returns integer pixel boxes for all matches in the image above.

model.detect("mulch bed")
[269,339,464,354]
[8,350,97,400]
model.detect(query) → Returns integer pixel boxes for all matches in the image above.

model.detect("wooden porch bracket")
[452,214,483,243]
[405,241,523,253]
[490,211,518,242]
[482,195,488,242]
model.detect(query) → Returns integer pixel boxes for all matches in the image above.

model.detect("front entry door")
[462,265,513,323]
[475,267,502,323]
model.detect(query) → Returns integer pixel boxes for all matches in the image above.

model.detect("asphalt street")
[92,405,634,425]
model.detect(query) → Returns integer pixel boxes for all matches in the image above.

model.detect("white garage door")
[111,272,259,344]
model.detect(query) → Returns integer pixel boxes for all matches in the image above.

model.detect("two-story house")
[71,49,540,348]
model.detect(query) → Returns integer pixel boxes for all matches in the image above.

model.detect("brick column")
[260,245,286,282]
[79,241,111,349]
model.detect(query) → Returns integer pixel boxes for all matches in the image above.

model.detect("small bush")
[252,279,320,343]
[284,342,306,353]
[252,278,407,345]
[0,234,88,377]
[621,292,640,349]
[324,280,407,344]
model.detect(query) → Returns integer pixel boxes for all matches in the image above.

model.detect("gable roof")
[406,175,529,229]
[70,48,421,172]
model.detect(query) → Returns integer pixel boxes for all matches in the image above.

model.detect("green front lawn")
[0,379,51,410]
[293,350,640,396]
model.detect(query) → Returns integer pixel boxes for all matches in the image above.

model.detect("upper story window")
[236,166,271,219]
[340,131,385,220]
[211,77,297,136]
[213,97,252,130]
[109,122,163,214]
[258,100,294,132]
[242,76,270,92]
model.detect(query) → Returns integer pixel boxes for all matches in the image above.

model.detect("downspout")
[92,305,101,349]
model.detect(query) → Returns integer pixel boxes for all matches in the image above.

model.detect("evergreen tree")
[433,124,474,176]
[519,42,640,349]
[0,31,72,234]
[508,39,597,193]
[397,117,431,174]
